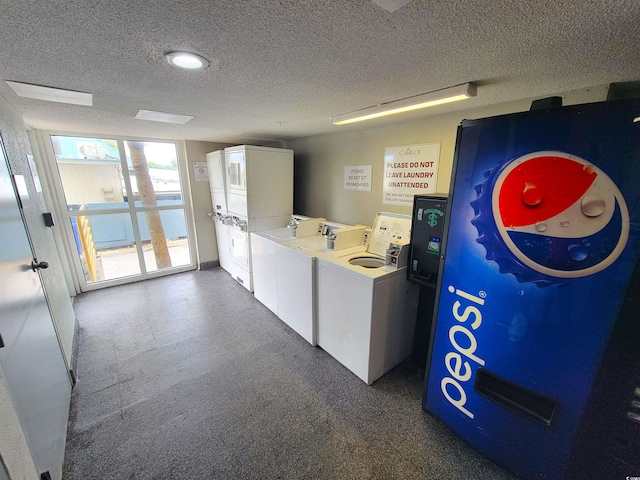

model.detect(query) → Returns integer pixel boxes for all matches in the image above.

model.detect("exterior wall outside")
[0,95,66,480]
[57,162,124,204]
[286,85,609,227]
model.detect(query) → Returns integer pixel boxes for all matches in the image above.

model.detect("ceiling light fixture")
[164,51,210,70]
[331,83,477,126]
[6,81,93,106]
[135,109,194,124]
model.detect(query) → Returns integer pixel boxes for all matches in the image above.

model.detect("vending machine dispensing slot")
[474,369,558,426]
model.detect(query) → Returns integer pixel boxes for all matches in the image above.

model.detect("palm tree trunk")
[128,141,172,269]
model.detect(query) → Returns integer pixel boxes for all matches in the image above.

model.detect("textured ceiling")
[0,0,638,144]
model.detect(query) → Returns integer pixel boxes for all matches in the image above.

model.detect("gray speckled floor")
[63,268,517,480]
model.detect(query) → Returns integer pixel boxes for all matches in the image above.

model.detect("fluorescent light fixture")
[135,109,194,125]
[164,51,210,70]
[6,81,92,106]
[331,83,477,126]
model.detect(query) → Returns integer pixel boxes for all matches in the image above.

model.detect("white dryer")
[316,212,419,385]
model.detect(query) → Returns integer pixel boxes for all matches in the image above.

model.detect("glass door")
[49,135,195,290]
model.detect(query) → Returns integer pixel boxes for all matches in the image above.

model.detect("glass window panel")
[124,140,182,206]
[136,208,191,272]
[51,136,126,210]
[71,213,141,283]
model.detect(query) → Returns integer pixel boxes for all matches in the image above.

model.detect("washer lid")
[366,212,412,257]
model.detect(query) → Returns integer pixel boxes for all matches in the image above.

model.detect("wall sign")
[193,161,209,182]
[344,165,372,191]
[382,143,440,206]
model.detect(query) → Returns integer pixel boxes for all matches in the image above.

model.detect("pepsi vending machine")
[424,99,640,479]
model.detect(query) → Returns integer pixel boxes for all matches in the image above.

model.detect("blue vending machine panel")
[424,99,640,479]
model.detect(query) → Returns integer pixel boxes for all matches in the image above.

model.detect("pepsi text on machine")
[441,285,486,419]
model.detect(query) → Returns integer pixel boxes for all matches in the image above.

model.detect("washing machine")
[272,222,367,346]
[316,212,419,384]
[250,215,325,315]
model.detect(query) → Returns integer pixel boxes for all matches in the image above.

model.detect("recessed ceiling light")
[135,109,194,124]
[164,51,210,70]
[5,81,92,106]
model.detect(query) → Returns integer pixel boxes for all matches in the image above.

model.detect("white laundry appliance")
[253,220,367,346]
[224,145,293,291]
[250,215,325,315]
[206,150,233,272]
[277,222,368,346]
[316,212,419,385]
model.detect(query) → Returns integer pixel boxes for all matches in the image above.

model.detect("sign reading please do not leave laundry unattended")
[382,143,440,206]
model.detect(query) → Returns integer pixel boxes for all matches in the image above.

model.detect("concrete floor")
[63,268,517,479]
[96,241,191,281]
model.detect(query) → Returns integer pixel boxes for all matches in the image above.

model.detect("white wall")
[287,85,609,226]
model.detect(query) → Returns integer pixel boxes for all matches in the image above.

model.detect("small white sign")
[382,143,440,206]
[193,162,209,182]
[344,165,372,191]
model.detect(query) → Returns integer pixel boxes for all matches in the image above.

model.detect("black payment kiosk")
[407,195,448,374]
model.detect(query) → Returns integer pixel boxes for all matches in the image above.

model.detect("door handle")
[31,259,49,272]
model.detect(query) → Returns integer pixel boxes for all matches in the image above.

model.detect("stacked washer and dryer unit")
[207,145,293,292]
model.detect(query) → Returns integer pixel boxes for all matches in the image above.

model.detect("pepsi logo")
[491,151,629,279]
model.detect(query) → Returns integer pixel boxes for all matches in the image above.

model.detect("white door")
[0,137,71,480]
[225,149,246,192]
[215,219,232,272]
[206,151,227,213]
[229,227,250,269]
[206,151,225,191]
[225,149,248,218]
